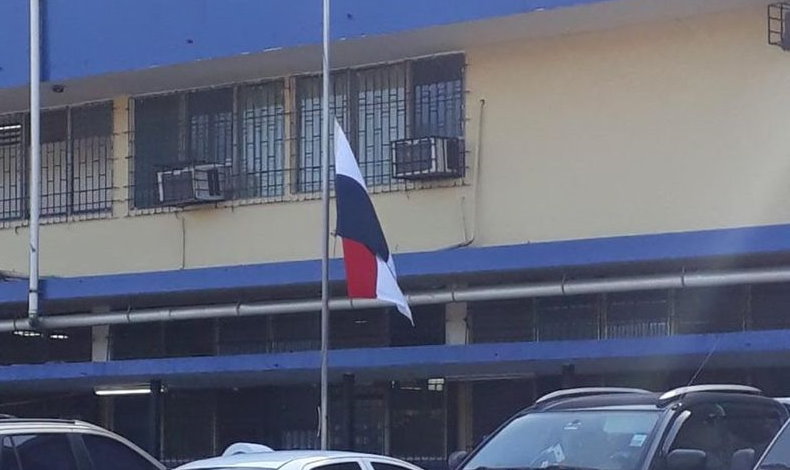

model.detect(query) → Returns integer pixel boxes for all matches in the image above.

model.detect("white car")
[176,444,424,470]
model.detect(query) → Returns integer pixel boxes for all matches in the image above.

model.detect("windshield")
[462,410,661,470]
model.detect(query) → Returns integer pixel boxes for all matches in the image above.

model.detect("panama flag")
[334,120,413,323]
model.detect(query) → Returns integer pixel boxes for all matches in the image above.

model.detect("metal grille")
[296,73,348,193]
[606,291,670,338]
[41,110,68,216]
[470,299,534,343]
[237,81,286,198]
[769,3,790,49]
[72,105,113,213]
[536,296,599,341]
[296,53,465,194]
[132,82,286,208]
[0,116,25,221]
[0,103,112,222]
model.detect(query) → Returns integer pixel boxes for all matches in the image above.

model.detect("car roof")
[176,450,417,470]
[0,419,111,433]
[529,387,783,413]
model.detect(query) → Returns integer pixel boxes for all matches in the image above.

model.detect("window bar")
[66,107,73,217]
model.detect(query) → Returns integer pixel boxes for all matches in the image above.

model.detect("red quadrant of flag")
[341,238,377,298]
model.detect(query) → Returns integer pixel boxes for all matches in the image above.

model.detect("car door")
[73,432,164,470]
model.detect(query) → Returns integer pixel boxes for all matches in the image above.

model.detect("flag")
[333,120,413,323]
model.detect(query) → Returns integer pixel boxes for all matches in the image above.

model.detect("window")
[312,463,363,470]
[162,391,215,464]
[470,299,534,344]
[1,433,79,470]
[372,463,414,470]
[132,81,285,208]
[675,287,745,334]
[238,82,285,198]
[296,72,349,193]
[391,380,446,465]
[0,118,25,220]
[607,291,669,338]
[759,423,790,470]
[0,103,112,221]
[82,434,160,470]
[296,54,465,192]
[536,296,599,341]
[671,402,784,470]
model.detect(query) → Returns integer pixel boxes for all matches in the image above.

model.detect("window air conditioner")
[157,163,227,206]
[391,136,463,180]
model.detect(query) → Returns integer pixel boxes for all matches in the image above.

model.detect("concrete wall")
[0,6,788,277]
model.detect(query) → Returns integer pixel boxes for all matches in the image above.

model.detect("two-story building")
[3,0,790,466]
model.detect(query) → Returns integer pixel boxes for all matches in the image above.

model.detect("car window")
[0,433,79,470]
[759,422,790,470]
[82,434,159,470]
[670,402,784,470]
[371,462,414,470]
[312,462,364,470]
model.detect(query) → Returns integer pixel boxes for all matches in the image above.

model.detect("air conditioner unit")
[392,136,463,180]
[157,163,227,206]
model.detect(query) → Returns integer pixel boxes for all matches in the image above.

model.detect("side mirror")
[667,449,707,470]
[731,449,756,470]
[448,451,469,470]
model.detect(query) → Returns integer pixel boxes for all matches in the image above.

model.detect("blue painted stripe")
[0,0,610,89]
[0,330,787,387]
[3,222,790,306]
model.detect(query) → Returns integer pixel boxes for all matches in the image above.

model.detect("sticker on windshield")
[630,434,647,447]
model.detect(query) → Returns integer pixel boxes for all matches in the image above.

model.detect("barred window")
[132,81,285,208]
[238,82,286,198]
[0,103,113,221]
[296,53,464,192]
[296,73,349,193]
[0,117,25,220]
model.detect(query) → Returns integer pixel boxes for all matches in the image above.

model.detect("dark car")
[450,385,788,470]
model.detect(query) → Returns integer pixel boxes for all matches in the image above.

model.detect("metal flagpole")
[319,0,331,451]
[28,0,41,329]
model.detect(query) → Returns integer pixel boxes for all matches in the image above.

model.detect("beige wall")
[0,5,787,277]
[467,6,790,245]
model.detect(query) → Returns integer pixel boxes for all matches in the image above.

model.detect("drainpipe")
[28,0,41,329]
[7,266,790,332]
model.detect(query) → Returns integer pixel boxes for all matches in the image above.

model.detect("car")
[449,385,788,470]
[175,445,425,470]
[0,416,165,470]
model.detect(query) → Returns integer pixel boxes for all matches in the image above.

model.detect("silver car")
[176,446,424,470]
[0,417,164,470]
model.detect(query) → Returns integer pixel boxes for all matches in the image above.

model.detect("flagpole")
[319,0,331,451]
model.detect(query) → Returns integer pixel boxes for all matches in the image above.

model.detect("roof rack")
[659,385,762,404]
[536,387,652,405]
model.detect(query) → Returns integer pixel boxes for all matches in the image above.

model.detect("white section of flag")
[334,121,366,189]
[375,256,413,323]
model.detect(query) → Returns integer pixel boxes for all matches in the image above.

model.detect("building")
[2,0,790,466]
